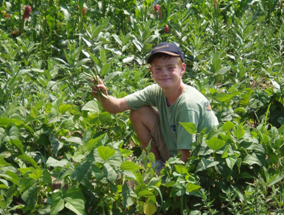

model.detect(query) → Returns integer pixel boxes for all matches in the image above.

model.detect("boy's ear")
[150,66,154,74]
[181,63,186,75]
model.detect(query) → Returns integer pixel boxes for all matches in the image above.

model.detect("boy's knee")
[130,106,158,123]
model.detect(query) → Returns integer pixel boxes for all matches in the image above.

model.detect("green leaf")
[20,176,36,192]
[82,100,99,113]
[268,174,283,186]
[11,139,24,154]
[243,154,261,166]
[100,62,111,77]
[49,133,64,157]
[138,190,156,203]
[226,156,237,170]
[64,186,86,215]
[71,161,92,188]
[218,66,231,75]
[51,192,65,215]
[144,199,157,215]
[186,183,201,193]
[120,161,143,172]
[221,145,230,158]
[21,182,37,208]
[122,182,134,208]
[180,122,197,134]
[0,156,10,166]
[0,118,33,132]
[40,169,52,184]
[18,155,38,168]
[103,163,118,182]
[171,183,185,197]
[214,93,234,102]
[97,146,116,161]
[103,71,122,83]
[233,124,245,140]
[196,159,220,172]
[222,121,235,131]
[206,137,225,151]
[46,157,68,167]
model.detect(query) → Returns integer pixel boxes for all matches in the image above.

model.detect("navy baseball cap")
[147,42,184,63]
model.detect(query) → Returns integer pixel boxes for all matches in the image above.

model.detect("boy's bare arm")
[91,77,130,114]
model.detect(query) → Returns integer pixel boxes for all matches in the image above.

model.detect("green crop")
[0,0,283,215]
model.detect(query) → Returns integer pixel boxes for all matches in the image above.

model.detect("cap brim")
[147,51,180,63]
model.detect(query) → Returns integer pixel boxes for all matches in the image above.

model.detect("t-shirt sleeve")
[124,85,157,110]
[176,110,199,150]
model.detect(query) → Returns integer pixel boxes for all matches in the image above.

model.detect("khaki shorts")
[150,114,171,162]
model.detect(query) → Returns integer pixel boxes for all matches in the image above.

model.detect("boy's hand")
[91,76,108,100]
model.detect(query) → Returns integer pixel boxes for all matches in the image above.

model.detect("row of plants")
[0,0,284,214]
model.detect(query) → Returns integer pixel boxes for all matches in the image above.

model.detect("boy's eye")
[168,67,174,70]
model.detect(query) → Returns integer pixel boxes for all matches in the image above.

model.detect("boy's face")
[150,56,186,91]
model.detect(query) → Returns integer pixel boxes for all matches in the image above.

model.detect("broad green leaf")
[0,156,10,166]
[21,182,37,208]
[138,190,156,203]
[49,133,64,156]
[242,154,261,166]
[222,145,230,158]
[206,137,225,151]
[64,186,86,215]
[46,157,68,167]
[222,121,235,131]
[97,146,116,161]
[103,163,118,182]
[196,159,220,172]
[233,124,245,140]
[122,182,134,208]
[64,137,83,145]
[82,100,99,113]
[214,93,234,102]
[180,122,197,134]
[40,169,52,184]
[18,155,38,168]
[71,162,92,188]
[226,156,237,170]
[171,183,185,197]
[11,139,24,154]
[186,183,201,193]
[0,118,33,132]
[29,169,43,180]
[20,176,36,192]
[144,199,156,215]
[51,192,64,215]
[120,161,143,172]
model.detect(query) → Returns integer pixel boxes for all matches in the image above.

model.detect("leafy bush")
[0,0,283,214]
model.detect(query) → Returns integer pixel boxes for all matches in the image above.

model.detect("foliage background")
[0,0,284,214]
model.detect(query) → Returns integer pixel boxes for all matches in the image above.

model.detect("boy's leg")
[130,106,161,161]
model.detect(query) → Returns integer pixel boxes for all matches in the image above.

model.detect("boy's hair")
[150,53,183,66]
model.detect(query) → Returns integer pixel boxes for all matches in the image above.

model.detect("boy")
[92,42,218,173]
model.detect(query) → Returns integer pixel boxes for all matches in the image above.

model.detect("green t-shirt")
[125,84,219,156]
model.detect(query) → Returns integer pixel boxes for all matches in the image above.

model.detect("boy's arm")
[91,77,130,114]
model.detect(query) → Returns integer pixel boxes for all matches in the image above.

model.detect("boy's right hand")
[91,76,108,100]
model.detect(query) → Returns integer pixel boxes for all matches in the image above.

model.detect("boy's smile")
[150,56,186,91]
